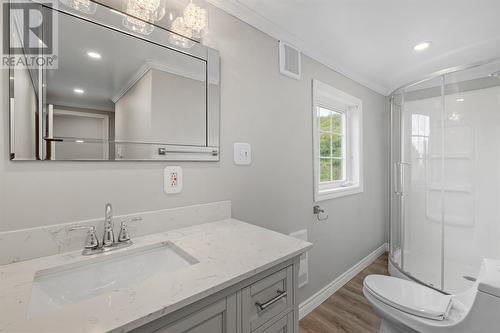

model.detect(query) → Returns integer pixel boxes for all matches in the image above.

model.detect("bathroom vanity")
[132,254,297,333]
[2,0,312,330]
[0,219,311,332]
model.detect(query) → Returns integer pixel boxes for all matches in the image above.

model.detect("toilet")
[363,259,500,333]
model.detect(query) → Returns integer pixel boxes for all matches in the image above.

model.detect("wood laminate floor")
[299,253,389,333]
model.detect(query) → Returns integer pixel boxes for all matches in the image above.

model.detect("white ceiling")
[48,9,205,110]
[207,0,500,95]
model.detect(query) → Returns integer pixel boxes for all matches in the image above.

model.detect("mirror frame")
[8,0,220,161]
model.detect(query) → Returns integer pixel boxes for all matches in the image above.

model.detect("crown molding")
[206,0,391,95]
[112,60,207,103]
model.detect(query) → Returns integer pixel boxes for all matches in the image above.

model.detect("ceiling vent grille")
[279,41,301,80]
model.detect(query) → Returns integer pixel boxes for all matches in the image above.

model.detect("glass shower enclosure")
[389,58,500,294]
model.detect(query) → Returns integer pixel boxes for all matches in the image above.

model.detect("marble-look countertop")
[0,219,312,333]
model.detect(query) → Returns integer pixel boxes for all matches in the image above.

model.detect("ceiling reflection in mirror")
[9,0,220,161]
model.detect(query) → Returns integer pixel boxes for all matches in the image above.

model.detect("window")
[313,80,363,201]
[410,113,430,184]
[411,114,430,159]
[319,107,346,183]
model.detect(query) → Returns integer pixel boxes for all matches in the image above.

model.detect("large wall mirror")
[8,0,220,161]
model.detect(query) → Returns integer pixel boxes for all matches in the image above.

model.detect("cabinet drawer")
[241,266,293,333]
[131,294,238,333]
[253,311,293,333]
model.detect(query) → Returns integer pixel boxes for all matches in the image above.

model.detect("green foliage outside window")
[319,109,344,183]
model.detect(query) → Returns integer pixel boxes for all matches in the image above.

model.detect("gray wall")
[0,4,389,303]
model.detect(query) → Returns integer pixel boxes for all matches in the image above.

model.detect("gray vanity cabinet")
[253,313,294,333]
[131,294,238,333]
[152,296,237,333]
[241,266,293,333]
[130,258,299,333]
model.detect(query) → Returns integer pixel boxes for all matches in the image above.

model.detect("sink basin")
[28,242,197,316]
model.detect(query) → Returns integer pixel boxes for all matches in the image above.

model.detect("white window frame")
[313,79,363,201]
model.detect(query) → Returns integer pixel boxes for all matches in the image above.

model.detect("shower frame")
[388,57,500,293]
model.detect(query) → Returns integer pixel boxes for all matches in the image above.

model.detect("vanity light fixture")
[123,3,155,35]
[59,0,97,14]
[73,88,85,94]
[123,16,155,35]
[169,17,194,48]
[87,51,101,59]
[413,41,431,51]
[120,0,209,42]
[122,0,166,35]
[167,1,208,47]
[182,1,208,39]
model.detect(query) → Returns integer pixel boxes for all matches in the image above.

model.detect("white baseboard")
[299,242,389,319]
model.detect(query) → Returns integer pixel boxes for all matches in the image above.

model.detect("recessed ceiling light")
[456,98,465,102]
[413,41,431,51]
[73,88,85,94]
[9,76,14,80]
[87,51,101,59]
[75,140,85,143]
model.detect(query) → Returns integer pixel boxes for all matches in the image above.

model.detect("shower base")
[389,249,477,294]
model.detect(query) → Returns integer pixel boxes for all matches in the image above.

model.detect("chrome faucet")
[69,203,142,256]
[103,203,115,247]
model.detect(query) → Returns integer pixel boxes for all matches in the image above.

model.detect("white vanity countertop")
[0,219,312,333]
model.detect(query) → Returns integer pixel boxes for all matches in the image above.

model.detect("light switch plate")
[234,143,251,165]
[164,166,183,194]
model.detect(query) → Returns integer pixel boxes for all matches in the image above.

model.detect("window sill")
[314,184,363,202]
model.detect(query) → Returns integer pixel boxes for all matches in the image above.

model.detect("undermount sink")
[28,241,198,316]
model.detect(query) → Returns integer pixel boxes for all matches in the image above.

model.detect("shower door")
[441,61,500,293]
[393,76,445,290]
[389,94,403,269]
[390,58,500,294]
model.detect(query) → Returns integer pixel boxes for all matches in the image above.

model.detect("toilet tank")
[477,259,500,298]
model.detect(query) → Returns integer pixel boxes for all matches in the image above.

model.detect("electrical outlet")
[164,166,182,194]
[169,172,178,186]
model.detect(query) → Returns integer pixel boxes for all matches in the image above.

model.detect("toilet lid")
[364,275,452,321]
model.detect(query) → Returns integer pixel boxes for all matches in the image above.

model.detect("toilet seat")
[364,275,453,321]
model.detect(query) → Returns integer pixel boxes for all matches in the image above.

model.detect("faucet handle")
[118,217,142,243]
[68,226,100,249]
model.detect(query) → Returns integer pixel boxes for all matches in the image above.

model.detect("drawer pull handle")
[255,290,287,311]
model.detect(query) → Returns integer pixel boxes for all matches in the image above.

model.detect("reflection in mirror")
[11,65,39,160]
[45,9,206,160]
[59,0,96,14]
[9,0,220,161]
[9,4,42,160]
